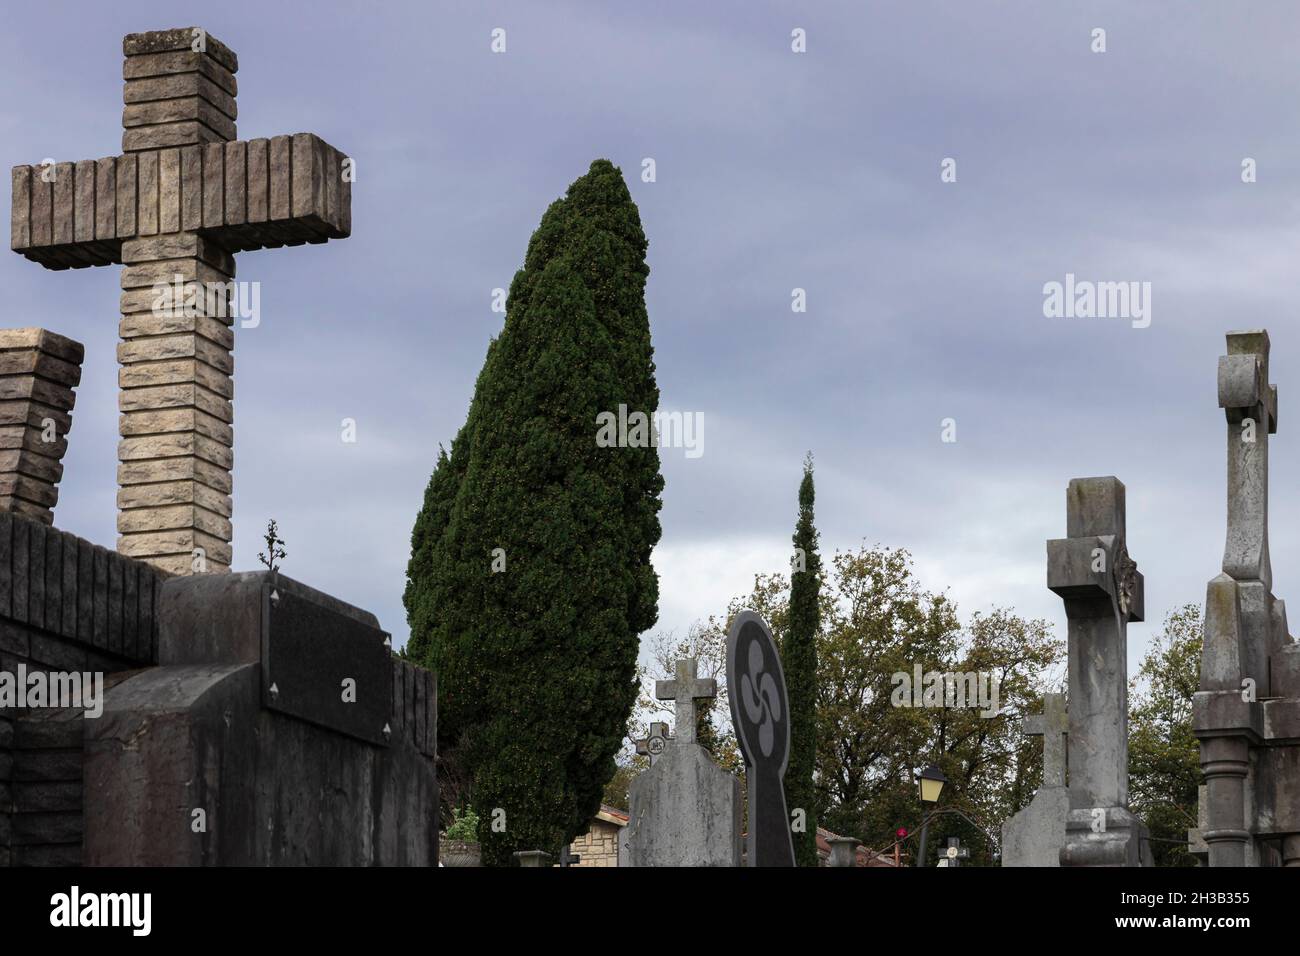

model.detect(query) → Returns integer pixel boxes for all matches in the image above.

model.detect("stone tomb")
[0,514,438,866]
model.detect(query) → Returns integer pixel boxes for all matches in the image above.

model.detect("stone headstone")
[1194,330,1300,867]
[726,610,795,867]
[1047,476,1151,866]
[1001,693,1069,867]
[626,658,742,866]
[10,27,351,574]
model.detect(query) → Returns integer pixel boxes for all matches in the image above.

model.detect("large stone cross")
[655,658,716,747]
[1024,692,1068,789]
[1195,330,1290,867]
[10,27,350,574]
[1047,476,1143,811]
[1218,330,1276,588]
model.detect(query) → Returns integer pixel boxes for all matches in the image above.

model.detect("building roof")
[595,805,629,826]
[815,827,902,867]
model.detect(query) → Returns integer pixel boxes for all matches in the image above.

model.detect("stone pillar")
[116,30,238,574]
[1200,734,1251,867]
[827,836,860,868]
[513,850,552,868]
[117,236,234,573]
[0,328,83,524]
[1282,834,1300,867]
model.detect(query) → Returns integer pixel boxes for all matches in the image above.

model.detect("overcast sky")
[6,1,1300,680]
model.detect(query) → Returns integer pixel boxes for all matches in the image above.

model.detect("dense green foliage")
[783,455,821,865]
[1128,604,1203,867]
[405,160,663,865]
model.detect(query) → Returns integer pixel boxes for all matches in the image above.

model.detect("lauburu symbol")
[740,640,781,757]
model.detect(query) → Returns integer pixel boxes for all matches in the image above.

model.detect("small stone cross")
[634,721,671,766]
[1023,692,1068,789]
[940,836,969,867]
[655,659,716,746]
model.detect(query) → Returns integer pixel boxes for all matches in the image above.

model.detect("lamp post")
[915,764,947,867]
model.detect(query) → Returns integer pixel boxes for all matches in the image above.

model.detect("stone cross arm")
[1047,477,1143,622]
[12,133,350,270]
[1219,330,1277,432]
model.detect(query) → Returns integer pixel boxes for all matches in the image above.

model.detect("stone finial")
[0,328,83,523]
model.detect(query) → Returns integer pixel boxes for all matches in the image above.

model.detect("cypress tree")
[404,160,663,865]
[785,453,821,866]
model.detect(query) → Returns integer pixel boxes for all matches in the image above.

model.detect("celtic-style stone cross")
[655,659,716,746]
[1024,692,1068,789]
[10,28,350,574]
[1047,476,1144,812]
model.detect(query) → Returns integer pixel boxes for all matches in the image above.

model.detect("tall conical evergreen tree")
[785,453,821,866]
[404,160,663,865]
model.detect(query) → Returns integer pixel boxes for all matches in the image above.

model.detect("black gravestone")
[262,583,393,747]
[726,610,795,866]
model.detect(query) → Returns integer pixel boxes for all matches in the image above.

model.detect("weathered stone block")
[0,329,84,525]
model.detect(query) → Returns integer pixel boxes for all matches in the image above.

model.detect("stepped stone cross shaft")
[655,659,716,746]
[10,27,351,574]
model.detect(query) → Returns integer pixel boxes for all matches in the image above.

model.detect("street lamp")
[915,764,948,867]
